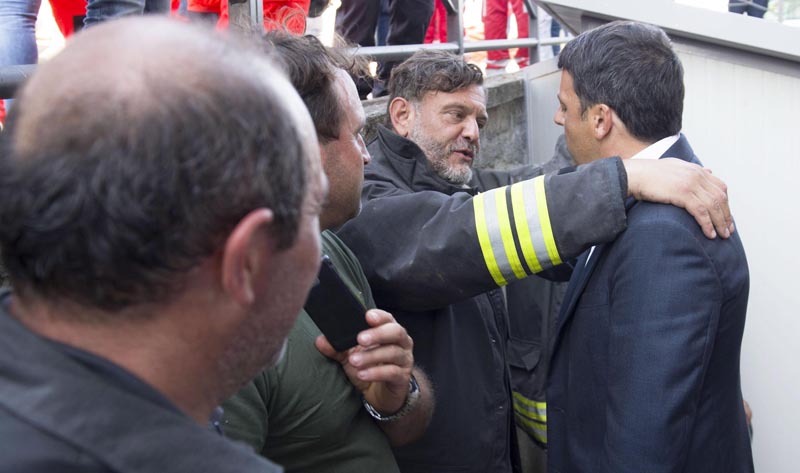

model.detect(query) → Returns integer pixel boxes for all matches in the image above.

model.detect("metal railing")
[349,0,571,64]
[0,0,572,100]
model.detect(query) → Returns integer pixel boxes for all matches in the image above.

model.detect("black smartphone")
[304,255,371,352]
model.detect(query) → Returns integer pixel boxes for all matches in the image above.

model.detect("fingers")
[351,309,413,384]
[651,159,733,240]
[686,166,733,239]
[357,310,414,350]
[318,308,415,395]
[701,168,734,237]
[314,335,349,363]
[349,343,413,377]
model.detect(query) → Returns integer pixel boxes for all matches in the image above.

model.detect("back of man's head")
[558,21,684,142]
[388,49,483,107]
[0,18,311,314]
[262,32,356,144]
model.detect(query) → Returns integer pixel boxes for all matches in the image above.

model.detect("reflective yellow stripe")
[534,176,562,266]
[474,193,507,286]
[516,414,548,444]
[513,394,548,444]
[495,188,527,280]
[476,177,563,283]
[513,392,547,422]
[512,392,547,411]
[516,178,554,271]
[510,182,543,273]
[483,188,516,283]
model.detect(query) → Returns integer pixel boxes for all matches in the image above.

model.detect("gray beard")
[429,157,473,186]
[410,123,476,186]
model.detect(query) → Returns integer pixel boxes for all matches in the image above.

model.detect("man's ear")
[220,208,275,307]
[389,97,414,137]
[590,103,614,140]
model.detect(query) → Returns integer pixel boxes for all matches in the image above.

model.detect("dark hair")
[262,32,367,144]
[0,20,309,312]
[388,49,484,105]
[558,21,684,142]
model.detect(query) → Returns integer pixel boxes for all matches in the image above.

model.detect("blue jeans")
[728,0,769,18]
[0,0,41,106]
[84,0,170,27]
[0,0,41,66]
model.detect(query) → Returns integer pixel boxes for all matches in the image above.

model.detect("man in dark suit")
[547,21,754,473]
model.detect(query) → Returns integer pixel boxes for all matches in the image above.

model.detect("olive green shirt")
[221,231,399,473]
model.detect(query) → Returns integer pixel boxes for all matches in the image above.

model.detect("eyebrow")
[444,102,488,120]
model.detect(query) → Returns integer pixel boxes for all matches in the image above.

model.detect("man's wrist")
[362,374,420,422]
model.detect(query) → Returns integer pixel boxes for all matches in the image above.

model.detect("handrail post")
[228,0,263,29]
[523,0,539,64]
[444,0,464,56]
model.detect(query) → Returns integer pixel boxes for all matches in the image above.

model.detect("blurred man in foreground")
[0,18,324,472]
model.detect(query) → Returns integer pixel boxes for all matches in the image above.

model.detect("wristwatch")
[362,374,420,422]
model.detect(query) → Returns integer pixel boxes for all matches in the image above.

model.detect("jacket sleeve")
[337,157,627,312]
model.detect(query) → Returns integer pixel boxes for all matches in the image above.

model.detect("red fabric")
[483,0,529,64]
[424,0,447,44]
[48,0,86,37]
[187,0,309,33]
[187,0,221,13]
[48,0,185,35]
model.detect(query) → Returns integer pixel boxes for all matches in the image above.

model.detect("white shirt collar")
[629,134,680,161]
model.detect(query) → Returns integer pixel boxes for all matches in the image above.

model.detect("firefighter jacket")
[337,126,628,473]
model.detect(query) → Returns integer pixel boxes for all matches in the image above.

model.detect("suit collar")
[661,133,697,164]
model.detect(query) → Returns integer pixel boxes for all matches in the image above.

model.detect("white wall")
[677,42,800,473]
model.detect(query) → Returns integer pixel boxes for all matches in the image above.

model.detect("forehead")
[333,68,365,127]
[419,85,487,112]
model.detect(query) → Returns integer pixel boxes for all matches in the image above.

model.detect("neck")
[9,288,227,424]
[320,215,335,233]
[598,135,653,161]
[321,210,349,232]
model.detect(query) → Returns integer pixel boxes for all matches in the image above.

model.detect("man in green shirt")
[221,33,435,473]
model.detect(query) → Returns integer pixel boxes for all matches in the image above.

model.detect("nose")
[554,107,565,126]
[462,118,480,142]
[358,134,371,164]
